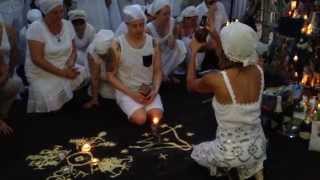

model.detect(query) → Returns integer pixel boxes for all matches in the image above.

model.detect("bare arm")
[28,40,78,79]
[106,41,134,97]
[66,40,77,68]
[88,53,101,101]
[187,38,216,93]
[152,40,162,93]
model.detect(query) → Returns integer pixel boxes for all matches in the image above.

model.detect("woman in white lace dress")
[187,22,266,180]
[25,0,87,113]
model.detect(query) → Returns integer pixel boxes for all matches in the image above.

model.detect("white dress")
[191,65,267,179]
[85,41,114,99]
[0,0,24,31]
[75,23,95,65]
[25,20,87,113]
[196,1,228,33]
[76,0,121,31]
[147,18,186,78]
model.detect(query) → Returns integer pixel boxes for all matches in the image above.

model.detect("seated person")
[188,22,266,180]
[25,0,87,113]
[83,30,115,108]
[68,9,96,66]
[0,18,23,135]
[147,0,187,83]
[107,5,163,126]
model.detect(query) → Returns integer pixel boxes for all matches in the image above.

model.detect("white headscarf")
[94,30,114,55]
[27,9,42,23]
[149,0,171,16]
[181,6,198,18]
[68,9,87,21]
[38,0,63,15]
[123,4,146,23]
[220,22,258,66]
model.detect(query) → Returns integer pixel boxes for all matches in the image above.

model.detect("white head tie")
[94,30,114,55]
[68,9,87,21]
[123,4,146,23]
[149,0,171,16]
[27,9,42,23]
[38,0,63,15]
[220,22,258,66]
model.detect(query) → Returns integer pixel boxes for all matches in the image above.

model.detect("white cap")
[94,30,114,55]
[220,22,259,66]
[38,0,63,15]
[181,6,198,18]
[68,9,87,21]
[27,9,42,23]
[123,4,146,23]
[149,0,171,16]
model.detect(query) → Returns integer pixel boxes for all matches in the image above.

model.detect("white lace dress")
[191,65,267,179]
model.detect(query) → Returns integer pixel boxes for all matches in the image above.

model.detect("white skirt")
[27,64,87,113]
[191,125,267,179]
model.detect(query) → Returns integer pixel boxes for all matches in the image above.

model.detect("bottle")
[195,15,209,43]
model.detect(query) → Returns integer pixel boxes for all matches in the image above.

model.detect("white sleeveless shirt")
[117,34,154,91]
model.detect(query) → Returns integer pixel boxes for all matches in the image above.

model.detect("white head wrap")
[94,30,114,55]
[68,9,87,21]
[220,22,259,66]
[123,4,146,23]
[181,6,198,18]
[38,0,63,15]
[149,0,171,16]
[27,9,42,23]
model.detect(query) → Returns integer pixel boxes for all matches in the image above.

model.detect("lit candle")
[288,10,292,17]
[292,10,298,18]
[291,1,297,10]
[91,158,99,166]
[306,24,313,35]
[81,143,91,153]
[226,21,230,26]
[304,14,308,20]
[235,19,239,22]
[151,117,161,142]
[294,72,298,78]
[293,55,298,62]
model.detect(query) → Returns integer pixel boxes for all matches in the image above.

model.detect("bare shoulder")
[202,70,222,88]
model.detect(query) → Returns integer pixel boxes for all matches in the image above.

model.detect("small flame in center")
[152,117,159,125]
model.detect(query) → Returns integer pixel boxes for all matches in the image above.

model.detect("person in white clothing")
[147,0,186,83]
[76,0,121,31]
[83,30,115,109]
[187,22,266,180]
[0,14,23,136]
[68,9,95,66]
[25,0,87,113]
[19,9,42,66]
[196,0,228,33]
[107,5,163,126]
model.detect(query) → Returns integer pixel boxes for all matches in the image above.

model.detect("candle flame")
[81,143,91,153]
[294,72,298,77]
[293,55,298,62]
[152,117,159,125]
[291,1,297,10]
[304,15,308,20]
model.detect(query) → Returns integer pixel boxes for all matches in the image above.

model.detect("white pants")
[115,90,163,118]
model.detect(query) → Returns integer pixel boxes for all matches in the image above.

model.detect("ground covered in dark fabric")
[1,82,320,180]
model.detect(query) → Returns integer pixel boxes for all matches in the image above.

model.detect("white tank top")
[117,34,154,91]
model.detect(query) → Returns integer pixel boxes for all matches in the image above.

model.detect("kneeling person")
[107,5,163,125]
